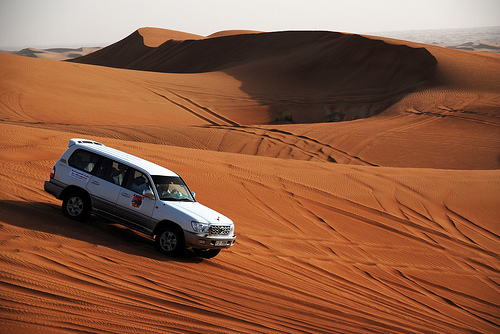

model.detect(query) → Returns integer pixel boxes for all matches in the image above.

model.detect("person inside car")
[130,175,150,193]
[110,163,127,185]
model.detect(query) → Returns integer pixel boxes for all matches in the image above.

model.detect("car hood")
[162,201,233,225]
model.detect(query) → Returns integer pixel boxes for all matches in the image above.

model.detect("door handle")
[91,180,100,185]
[121,193,130,198]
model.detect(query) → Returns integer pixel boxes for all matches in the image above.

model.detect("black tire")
[155,226,185,256]
[62,191,91,221]
[193,248,221,259]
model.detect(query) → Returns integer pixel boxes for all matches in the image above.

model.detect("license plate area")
[214,241,226,246]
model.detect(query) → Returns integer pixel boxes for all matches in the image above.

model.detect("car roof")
[67,138,178,177]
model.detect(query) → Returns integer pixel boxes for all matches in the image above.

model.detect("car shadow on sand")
[0,199,204,263]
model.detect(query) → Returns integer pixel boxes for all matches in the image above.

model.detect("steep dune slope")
[67,30,154,69]
[71,30,437,122]
[68,27,203,68]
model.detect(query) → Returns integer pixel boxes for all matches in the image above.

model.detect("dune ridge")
[0,27,499,333]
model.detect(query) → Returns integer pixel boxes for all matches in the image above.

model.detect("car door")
[86,158,126,215]
[114,168,156,233]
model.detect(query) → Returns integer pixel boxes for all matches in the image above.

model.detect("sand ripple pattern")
[0,127,499,333]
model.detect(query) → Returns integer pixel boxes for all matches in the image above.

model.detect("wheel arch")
[153,220,185,240]
[60,185,91,203]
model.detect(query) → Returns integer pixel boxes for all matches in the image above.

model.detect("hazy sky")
[1,0,499,49]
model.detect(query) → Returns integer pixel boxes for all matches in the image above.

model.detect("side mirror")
[142,189,155,199]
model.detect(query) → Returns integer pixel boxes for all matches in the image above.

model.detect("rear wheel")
[193,248,221,259]
[62,191,91,221]
[155,226,185,256]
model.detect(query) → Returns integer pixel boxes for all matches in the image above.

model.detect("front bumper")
[44,180,64,199]
[184,231,236,249]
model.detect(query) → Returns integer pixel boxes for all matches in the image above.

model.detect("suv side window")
[68,149,100,174]
[95,158,128,186]
[124,169,153,194]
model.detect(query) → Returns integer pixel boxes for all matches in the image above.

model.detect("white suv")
[44,138,236,258]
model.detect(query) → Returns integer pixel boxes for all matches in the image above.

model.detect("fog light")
[198,240,206,246]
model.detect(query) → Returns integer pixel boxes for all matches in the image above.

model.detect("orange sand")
[0,28,499,333]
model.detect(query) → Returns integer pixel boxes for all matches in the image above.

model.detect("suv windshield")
[152,175,195,202]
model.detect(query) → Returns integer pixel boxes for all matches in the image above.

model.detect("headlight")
[191,221,209,233]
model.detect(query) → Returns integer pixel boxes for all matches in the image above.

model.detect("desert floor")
[0,28,499,333]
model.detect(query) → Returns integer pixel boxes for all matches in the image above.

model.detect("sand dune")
[71,31,437,122]
[374,26,500,53]
[0,28,499,333]
[206,30,263,38]
[1,47,101,61]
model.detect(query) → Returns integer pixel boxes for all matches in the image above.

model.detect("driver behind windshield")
[154,176,194,201]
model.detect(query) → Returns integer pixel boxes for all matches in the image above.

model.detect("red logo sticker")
[131,195,143,208]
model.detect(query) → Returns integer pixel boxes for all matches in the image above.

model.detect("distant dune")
[70,30,437,122]
[372,26,500,53]
[1,46,102,61]
[0,27,499,333]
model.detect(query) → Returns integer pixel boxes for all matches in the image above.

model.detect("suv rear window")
[68,149,100,174]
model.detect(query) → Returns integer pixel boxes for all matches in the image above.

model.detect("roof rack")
[68,138,104,148]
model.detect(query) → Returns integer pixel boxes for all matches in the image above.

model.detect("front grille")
[210,225,231,235]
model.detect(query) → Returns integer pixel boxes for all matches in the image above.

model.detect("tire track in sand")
[215,125,378,166]
[145,87,378,165]
[145,87,239,127]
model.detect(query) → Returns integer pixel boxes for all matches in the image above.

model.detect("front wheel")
[62,192,91,221]
[155,227,185,256]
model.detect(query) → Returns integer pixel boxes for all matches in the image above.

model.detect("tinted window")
[68,149,100,174]
[124,169,153,194]
[95,158,128,186]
